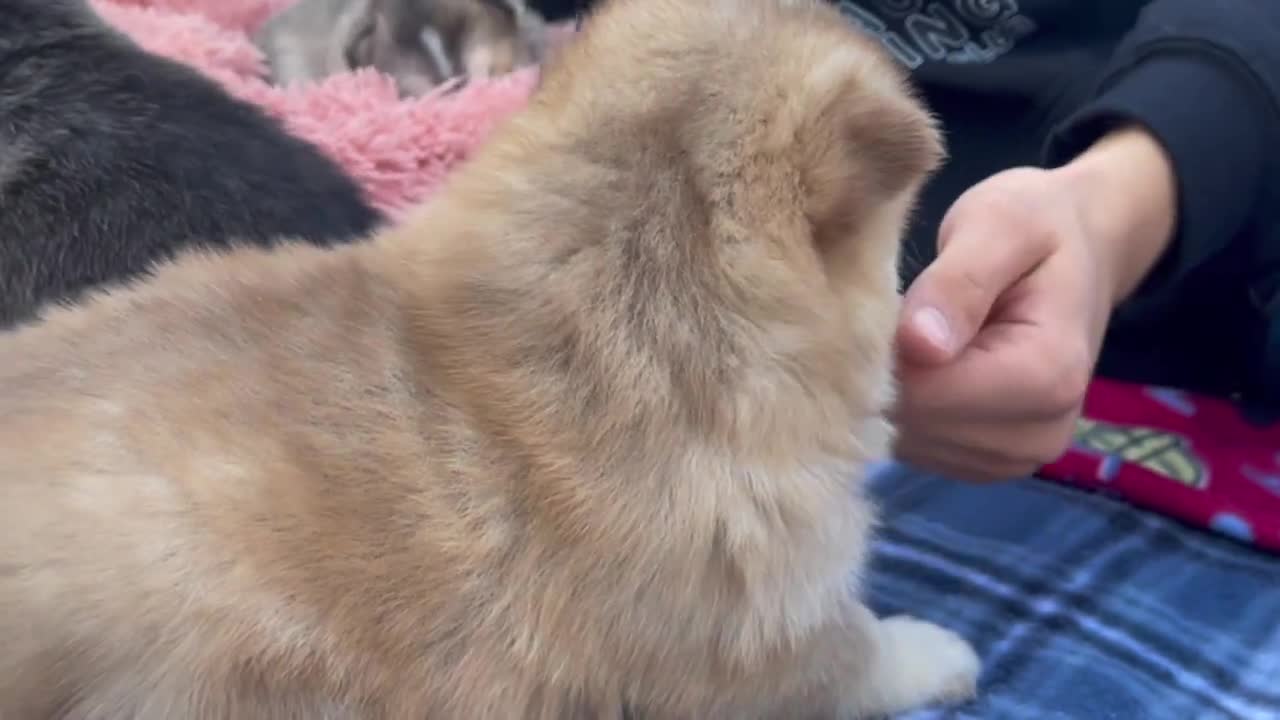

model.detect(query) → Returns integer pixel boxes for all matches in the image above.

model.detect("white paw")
[865,615,980,714]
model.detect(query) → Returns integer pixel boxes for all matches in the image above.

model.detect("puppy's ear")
[343,17,377,69]
[478,0,521,21]
[785,46,945,257]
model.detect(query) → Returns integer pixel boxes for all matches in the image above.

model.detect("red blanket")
[1041,377,1280,553]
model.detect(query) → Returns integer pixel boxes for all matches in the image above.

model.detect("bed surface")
[869,465,1280,720]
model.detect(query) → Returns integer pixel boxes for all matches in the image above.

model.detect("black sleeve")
[1042,0,1280,304]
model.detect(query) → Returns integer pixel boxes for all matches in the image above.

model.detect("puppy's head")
[538,0,942,264]
[408,0,943,465]
[348,0,547,96]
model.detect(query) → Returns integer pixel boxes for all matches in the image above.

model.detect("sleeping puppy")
[256,0,549,97]
[0,0,978,717]
[0,0,384,329]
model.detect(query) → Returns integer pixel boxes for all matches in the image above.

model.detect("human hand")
[891,126,1178,482]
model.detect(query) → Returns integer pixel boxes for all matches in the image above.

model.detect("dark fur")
[0,0,385,329]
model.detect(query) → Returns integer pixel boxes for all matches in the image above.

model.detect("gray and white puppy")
[255,0,549,96]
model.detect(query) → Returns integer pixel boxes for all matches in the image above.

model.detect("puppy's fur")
[0,0,383,329]
[0,0,977,717]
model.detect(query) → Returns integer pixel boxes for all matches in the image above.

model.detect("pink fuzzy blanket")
[93,0,551,216]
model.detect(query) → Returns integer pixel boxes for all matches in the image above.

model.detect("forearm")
[1050,125,1177,306]
[1040,0,1280,314]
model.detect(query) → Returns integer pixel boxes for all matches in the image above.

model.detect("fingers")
[892,261,1090,480]
[890,167,1105,483]
[897,188,1056,367]
[894,439,1037,483]
[895,322,1093,423]
[894,414,1078,483]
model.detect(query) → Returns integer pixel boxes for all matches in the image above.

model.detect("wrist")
[1050,124,1178,305]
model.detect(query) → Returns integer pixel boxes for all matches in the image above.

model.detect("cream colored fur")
[0,0,977,717]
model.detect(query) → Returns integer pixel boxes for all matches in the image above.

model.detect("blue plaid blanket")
[867,464,1280,720]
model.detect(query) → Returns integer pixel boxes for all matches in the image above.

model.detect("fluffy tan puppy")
[0,0,978,717]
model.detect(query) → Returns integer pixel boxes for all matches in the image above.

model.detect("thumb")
[897,223,1049,366]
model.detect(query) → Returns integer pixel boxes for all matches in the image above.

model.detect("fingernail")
[912,306,952,353]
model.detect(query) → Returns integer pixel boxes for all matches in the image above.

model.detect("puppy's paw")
[846,615,979,718]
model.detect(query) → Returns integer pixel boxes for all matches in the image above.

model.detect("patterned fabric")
[866,465,1280,720]
[1040,378,1280,553]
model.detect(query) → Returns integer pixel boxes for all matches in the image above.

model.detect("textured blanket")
[869,465,1280,720]
[93,1,1280,717]
[1042,380,1280,555]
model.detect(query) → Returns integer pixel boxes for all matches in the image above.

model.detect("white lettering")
[837,0,1037,66]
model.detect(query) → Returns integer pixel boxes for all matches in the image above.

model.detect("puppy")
[0,0,383,330]
[253,0,375,85]
[256,0,548,96]
[0,0,977,717]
